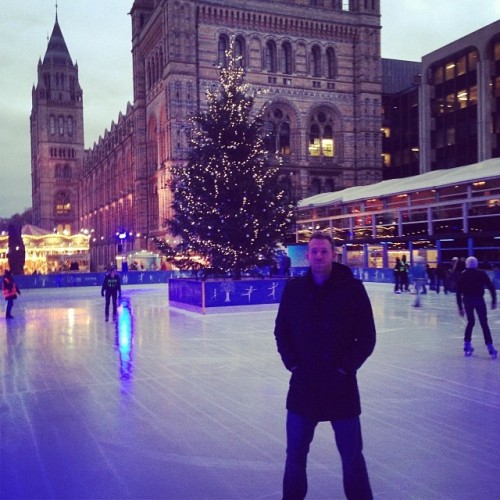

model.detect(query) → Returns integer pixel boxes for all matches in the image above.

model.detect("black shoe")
[6,315,14,319]
[105,317,109,322]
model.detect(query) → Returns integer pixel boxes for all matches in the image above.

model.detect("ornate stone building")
[30,14,84,235]
[33,1,382,270]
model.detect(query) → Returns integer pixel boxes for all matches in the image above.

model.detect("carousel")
[0,225,90,275]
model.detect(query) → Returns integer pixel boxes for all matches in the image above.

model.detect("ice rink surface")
[1,282,499,499]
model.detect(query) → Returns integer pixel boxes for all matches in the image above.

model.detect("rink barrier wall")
[168,278,289,314]
[9,268,500,292]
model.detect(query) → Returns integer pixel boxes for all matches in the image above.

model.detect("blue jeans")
[463,296,492,345]
[283,411,372,500]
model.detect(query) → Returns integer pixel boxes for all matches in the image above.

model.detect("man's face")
[307,238,334,275]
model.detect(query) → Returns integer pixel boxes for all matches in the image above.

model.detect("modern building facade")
[419,20,500,173]
[380,21,500,181]
[31,1,383,270]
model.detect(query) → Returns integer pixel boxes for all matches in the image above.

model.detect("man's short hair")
[309,232,335,250]
[465,256,478,269]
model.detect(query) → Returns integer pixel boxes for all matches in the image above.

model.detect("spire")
[42,11,73,66]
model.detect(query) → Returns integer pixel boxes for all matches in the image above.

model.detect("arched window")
[55,165,62,178]
[263,106,293,155]
[265,40,277,73]
[326,47,336,79]
[49,115,56,135]
[311,178,321,195]
[311,45,322,77]
[67,116,73,136]
[218,34,229,67]
[278,122,291,155]
[58,116,65,135]
[281,42,292,74]
[54,192,71,215]
[323,125,333,157]
[308,110,336,158]
[309,124,321,156]
[63,165,71,178]
[234,36,245,67]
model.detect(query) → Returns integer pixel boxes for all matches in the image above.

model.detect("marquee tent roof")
[298,158,500,209]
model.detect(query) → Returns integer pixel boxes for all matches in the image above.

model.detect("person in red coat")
[2,270,21,319]
[274,232,376,500]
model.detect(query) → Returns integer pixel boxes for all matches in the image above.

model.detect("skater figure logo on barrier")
[268,282,279,301]
[242,285,256,302]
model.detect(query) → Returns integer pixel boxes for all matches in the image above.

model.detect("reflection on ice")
[115,295,134,380]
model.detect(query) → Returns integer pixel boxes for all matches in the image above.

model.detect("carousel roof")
[22,225,53,236]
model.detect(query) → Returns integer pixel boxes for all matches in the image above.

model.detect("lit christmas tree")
[157,46,294,278]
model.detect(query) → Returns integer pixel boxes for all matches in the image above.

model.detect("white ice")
[1,283,499,499]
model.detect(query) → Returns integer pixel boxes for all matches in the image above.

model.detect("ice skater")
[274,232,376,500]
[411,256,427,307]
[456,256,497,359]
[393,257,404,293]
[101,266,122,321]
[2,270,21,319]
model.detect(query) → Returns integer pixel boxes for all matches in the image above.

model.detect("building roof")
[298,158,500,209]
[382,58,421,94]
[43,15,73,66]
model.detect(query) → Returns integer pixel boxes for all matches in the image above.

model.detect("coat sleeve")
[274,283,300,371]
[101,277,107,295]
[338,283,376,374]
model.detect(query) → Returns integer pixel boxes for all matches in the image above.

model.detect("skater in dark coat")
[101,267,122,321]
[2,270,21,319]
[274,232,376,500]
[456,256,497,358]
[435,261,449,294]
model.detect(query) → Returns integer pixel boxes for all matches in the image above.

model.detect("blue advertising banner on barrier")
[204,278,288,308]
[13,271,171,289]
[168,278,289,313]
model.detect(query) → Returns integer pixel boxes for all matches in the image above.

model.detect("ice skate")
[464,342,474,357]
[487,344,497,360]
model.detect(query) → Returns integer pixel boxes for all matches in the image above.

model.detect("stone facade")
[33,1,383,270]
[30,15,84,234]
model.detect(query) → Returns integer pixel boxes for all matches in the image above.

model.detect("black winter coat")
[456,268,497,309]
[274,263,376,421]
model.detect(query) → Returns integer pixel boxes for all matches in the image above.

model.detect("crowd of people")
[392,254,497,359]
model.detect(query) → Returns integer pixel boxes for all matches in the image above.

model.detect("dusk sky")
[0,1,499,218]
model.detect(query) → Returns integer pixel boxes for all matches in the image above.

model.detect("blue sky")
[0,0,498,218]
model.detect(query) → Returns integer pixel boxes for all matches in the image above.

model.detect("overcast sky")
[0,1,499,218]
